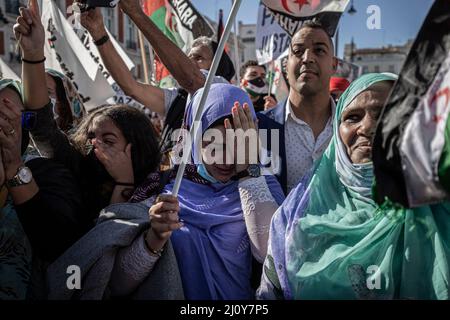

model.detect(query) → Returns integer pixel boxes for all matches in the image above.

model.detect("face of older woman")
[339,82,392,164]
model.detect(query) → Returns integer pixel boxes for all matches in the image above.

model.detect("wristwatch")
[6,166,33,188]
[232,164,261,180]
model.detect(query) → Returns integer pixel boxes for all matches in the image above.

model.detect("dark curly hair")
[71,104,161,185]
[239,60,266,79]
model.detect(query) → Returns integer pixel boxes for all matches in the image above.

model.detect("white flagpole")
[232,0,241,84]
[138,30,150,84]
[171,0,243,197]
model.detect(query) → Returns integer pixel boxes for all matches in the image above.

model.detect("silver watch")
[6,166,33,188]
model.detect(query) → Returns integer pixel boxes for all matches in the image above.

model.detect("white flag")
[0,58,20,81]
[256,2,290,64]
[261,0,349,36]
[42,0,115,111]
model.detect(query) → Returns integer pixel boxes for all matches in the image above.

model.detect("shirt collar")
[285,97,336,125]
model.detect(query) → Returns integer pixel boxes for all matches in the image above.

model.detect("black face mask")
[84,144,112,184]
[248,77,267,88]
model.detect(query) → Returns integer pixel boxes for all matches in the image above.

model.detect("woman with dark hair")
[14,2,162,224]
[79,8,233,160]
[46,84,285,300]
[45,69,86,133]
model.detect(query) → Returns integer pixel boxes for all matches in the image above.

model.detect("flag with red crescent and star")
[261,0,349,36]
[372,0,450,208]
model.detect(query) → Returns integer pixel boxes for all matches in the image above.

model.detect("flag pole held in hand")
[171,0,243,197]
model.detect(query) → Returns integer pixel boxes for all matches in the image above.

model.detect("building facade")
[0,0,146,81]
[238,21,256,64]
[344,39,413,75]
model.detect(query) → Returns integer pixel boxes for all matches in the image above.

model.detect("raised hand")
[80,7,107,41]
[118,0,143,15]
[145,194,183,253]
[92,139,134,184]
[13,0,45,60]
[0,98,24,180]
[225,102,259,174]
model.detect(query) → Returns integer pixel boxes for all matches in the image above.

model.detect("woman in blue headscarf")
[130,83,285,300]
[46,83,285,300]
[257,73,450,300]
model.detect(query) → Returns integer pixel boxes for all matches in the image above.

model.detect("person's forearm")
[125,9,205,93]
[109,233,160,297]
[239,176,280,263]
[7,179,39,205]
[22,49,50,110]
[91,27,137,98]
[89,28,165,114]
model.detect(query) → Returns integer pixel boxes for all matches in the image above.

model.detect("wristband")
[94,34,109,46]
[22,57,46,64]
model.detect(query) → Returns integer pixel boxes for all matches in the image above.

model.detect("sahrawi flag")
[142,0,214,87]
[41,0,115,110]
[372,0,450,208]
[261,0,349,37]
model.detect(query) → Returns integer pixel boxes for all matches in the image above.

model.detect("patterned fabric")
[284,99,335,193]
[258,73,450,300]
[0,201,32,300]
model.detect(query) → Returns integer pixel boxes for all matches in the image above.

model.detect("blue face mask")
[197,163,219,184]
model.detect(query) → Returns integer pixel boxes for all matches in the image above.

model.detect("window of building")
[362,66,369,74]
[0,31,4,55]
[125,16,137,50]
[389,65,395,73]
[102,8,116,37]
[5,0,21,15]
[374,65,380,73]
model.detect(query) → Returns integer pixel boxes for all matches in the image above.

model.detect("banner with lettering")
[41,0,114,110]
[256,2,290,64]
[261,0,349,37]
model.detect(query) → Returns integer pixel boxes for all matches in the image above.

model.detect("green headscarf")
[261,73,450,300]
[45,69,86,125]
[0,78,23,99]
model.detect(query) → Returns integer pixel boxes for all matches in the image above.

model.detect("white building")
[0,0,146,81]
[0,0,22,77]
[238,21,256,64]
[344,39,413,75]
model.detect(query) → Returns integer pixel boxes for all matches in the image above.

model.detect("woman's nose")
[357,116,377,137]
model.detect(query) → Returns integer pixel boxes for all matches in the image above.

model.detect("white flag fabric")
[77,27,135,85]
[42,0,115,111]
[256,2,290,65]
[272,49,289,102]
[0,58,20,81]
[261,0,349,36]
[334,58,362,83]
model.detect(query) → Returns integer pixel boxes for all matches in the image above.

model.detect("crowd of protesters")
[0,0,448,300]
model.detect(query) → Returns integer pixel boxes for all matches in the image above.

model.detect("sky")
[190,0,435,58]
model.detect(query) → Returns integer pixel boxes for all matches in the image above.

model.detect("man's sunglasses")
[21,111,38,130]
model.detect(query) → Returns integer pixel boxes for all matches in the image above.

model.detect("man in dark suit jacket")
[258,21,338,195]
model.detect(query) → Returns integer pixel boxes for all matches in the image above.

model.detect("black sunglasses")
[21,111,38,130]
